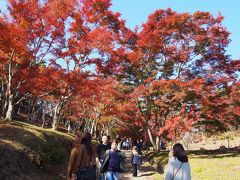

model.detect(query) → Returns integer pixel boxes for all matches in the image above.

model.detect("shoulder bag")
[171,162,183,180]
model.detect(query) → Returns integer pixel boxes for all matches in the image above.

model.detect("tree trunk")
[147,127,157,150]
[5,94,13,121]
[5,50,14,121]
[17,102,22,115]
[93,122,97,138]
[31,109,38,123]
[0,81,4,116]
[90,119,96,136]
[85,119,91,132]
[2,99,8,117]
[41,112,46,128]
[156,136,160,151]
[101,124,105,137]
[28,99,32,121]
[1,79,8,117]
[52,100,64,130]
[106,127,109,136]
[67,121,71,133]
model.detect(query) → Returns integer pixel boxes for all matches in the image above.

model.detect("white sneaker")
[138,170,141,176]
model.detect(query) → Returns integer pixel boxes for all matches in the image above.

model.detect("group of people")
[121,138,144,151]
[96,135,125,180]
[67,133,143,180]
[67,132,191,180]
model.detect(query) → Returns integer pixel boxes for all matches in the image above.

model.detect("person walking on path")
[116,137,122,150]
[100,140,125,180]
[165,143,191,180]
[96,135,111,180]
[130,146,142,177]
[67,132,97,180]
[136,140,143,154]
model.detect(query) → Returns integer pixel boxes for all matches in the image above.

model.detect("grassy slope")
[0,120,74,180]
[146,148,240,180]
[1,120,239,180]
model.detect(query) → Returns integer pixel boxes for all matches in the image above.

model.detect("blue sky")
[111,0,240,59]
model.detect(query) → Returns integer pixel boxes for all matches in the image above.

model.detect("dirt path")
[120,150,161,180]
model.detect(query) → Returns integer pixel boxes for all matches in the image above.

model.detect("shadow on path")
[139,172,155,177]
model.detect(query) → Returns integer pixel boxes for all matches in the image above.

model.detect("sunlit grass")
[190,156,240,180]
[0,120,75,164]
[147,150,240,180]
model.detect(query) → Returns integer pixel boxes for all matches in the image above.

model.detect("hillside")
[0,120,74,180]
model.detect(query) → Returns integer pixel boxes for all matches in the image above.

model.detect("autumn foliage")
[0,1,239,147]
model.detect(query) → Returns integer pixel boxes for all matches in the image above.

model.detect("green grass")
[146,149,240,180]
[0,120,75,179]
[1,120,239,179]
[190,155,240,180]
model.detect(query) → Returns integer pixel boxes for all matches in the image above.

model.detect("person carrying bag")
[68,132,97,180]
[171,162,183,180]
[165,143,191,180]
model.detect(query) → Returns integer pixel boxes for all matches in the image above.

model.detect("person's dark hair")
[116,137,121,143]
[81,132,93,156]
[107,135,111,145]
[72,132,82,148]
[173,143,188,162]
[111,139,117,144]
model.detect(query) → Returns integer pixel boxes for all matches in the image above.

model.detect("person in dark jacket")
[100,140,125,180]
[130,146,142,177]
[96,135,111,180]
